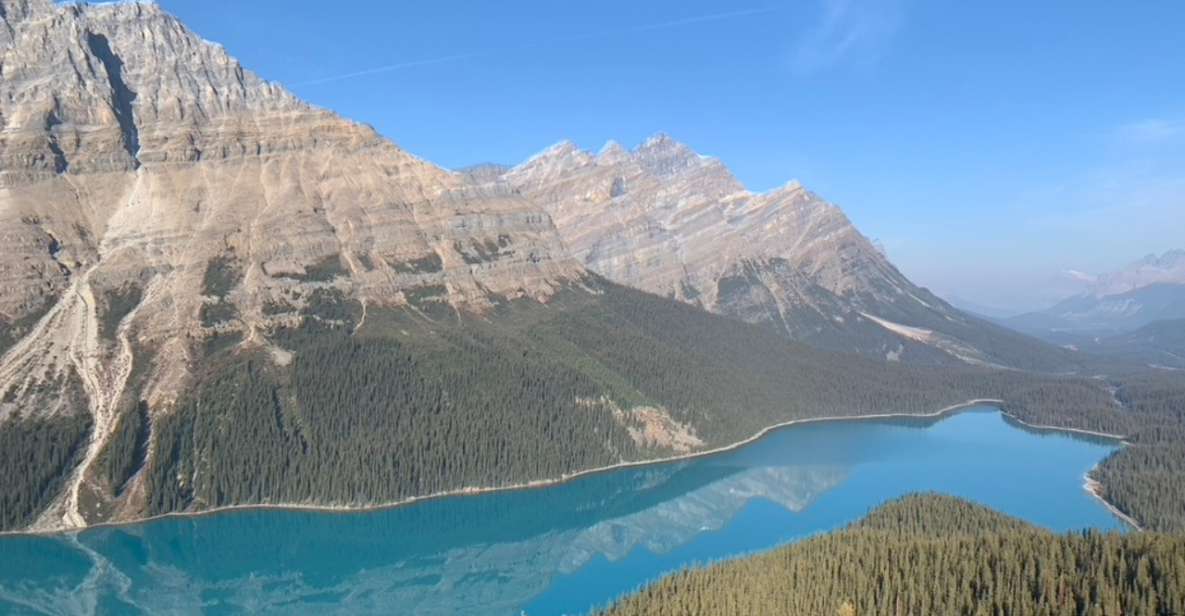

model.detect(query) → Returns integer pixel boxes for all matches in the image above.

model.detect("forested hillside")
[143,278,1000,518]
[1095,373,1185,532]
[6,275,1183,533]
[1080,318,1185,368]
[1001,370,1185,533]
[600,494,1185,616]
[1,276,1167,531]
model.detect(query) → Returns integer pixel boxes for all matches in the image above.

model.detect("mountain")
[1074,249,1185,297]
[500,137,1076,370]
[0,1,1103,534]
[1003,250,1185,341]
[0,0,587,532]
[1003,283,1185,341]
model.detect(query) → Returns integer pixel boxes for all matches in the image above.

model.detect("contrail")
[294,53,484,86]
[293,6,777,87]
[625,7,778,34]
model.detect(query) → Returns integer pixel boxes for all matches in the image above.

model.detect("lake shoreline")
[1000,413,1128,442]
[6,398,1129,538]
[997,413,1139,531]
[1083,469,1143,531]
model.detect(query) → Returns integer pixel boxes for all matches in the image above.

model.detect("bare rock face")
[0,1,579,530]
[503,136,1049,367]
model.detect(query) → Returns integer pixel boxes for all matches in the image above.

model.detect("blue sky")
[156,0,1185,313]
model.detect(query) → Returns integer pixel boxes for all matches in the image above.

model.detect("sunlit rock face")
[0,0,580,531]
[502,136,1055,368]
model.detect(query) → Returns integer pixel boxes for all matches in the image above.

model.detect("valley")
[1,1,1184,613]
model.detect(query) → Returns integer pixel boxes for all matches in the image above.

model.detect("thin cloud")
[293,7,777,87]
[790,0,903,75]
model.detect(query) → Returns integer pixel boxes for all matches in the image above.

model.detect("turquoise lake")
[0,407,1124,615]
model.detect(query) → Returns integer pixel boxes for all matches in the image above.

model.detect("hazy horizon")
[151,0,1185,312]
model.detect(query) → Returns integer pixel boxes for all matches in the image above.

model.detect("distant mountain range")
[990,251,1185,369]
[1070,250,1185,298]
[1001,250,1185,341]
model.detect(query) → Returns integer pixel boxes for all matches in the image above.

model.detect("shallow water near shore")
[0,407,1123,615]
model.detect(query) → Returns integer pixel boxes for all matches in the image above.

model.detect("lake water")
[0,407,1124,615]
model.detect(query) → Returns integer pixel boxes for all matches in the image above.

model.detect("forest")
[1094,372,1185,533]
[0,413,92,530]
[1000,370,1185,533]
[141,279,1008,515]
[600,494,1185,616]
[1,276,1182,535]
[137,278,1185,530]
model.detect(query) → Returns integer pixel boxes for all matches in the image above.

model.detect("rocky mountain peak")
[633,133,710,177]
[501,133,1051,368]
[1083,249,1185,297]
[597,140,629,164]
[1139,249,1185,268]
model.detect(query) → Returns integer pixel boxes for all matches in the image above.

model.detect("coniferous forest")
[141,279,1111,518]
[2,278,1184,537]
[600,494,1185,616]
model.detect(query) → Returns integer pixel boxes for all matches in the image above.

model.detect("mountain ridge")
[498,135,1079,371]
[0,0,1104,534]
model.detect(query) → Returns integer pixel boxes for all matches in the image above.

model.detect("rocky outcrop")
[501,136,1068,368]
[0,0,580,531]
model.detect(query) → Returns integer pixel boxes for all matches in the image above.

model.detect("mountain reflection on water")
[0,408,1123,615]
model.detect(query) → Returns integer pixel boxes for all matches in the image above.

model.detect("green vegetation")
[601,494,1185,616]
[4,274,1177,536]
[390,252,444,274]
[1000,370,1185,533]
[1083,318,1185,369]
[142,277,1162,520]
[354,252,375,271]
[453,237,512,265]
[98,283,142,340]
[199,300,239,327]
[0,296,55,357]
[146,305,642,514]
[97,401,149,496]
[202,331,244,356]
[202,255,243,298]
[0,414,92,531]
[272,254,347,282]
[1094,373,1185,533]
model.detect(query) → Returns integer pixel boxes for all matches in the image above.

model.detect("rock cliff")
[502,136,1061,367]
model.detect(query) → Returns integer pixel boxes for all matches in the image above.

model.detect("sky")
[155,0,1185,314]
